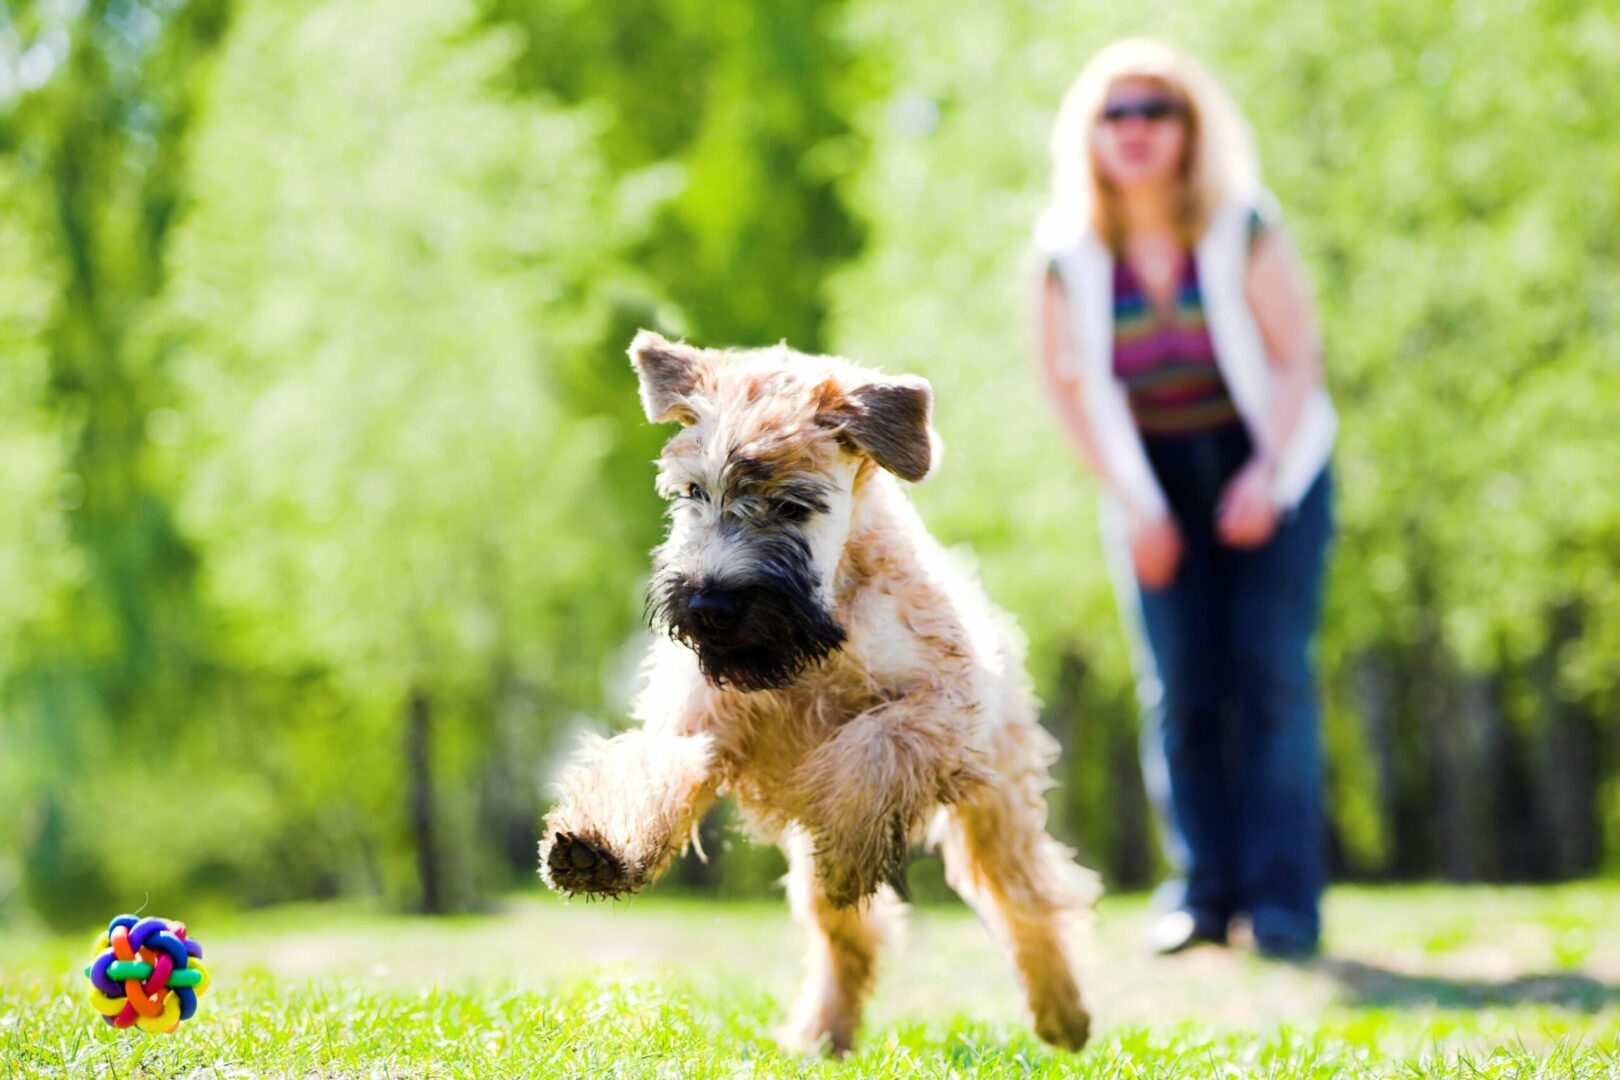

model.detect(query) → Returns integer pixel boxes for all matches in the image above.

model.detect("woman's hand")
[1129,509,1183,588]
[1217,456,1279,548]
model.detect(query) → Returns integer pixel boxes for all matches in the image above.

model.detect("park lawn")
[2,882,1618,1078]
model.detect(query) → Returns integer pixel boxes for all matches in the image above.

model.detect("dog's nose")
[687,589,743,634]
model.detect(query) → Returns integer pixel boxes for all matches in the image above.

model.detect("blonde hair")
[1048,38,1259,250]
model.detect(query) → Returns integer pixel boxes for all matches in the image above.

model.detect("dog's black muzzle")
[653,572,846,692]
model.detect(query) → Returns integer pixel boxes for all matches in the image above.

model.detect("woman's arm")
[1243,225,1324,467]
[1036,265,1108,476]
[1036,266,1181,587]
[1216,224,1326,546]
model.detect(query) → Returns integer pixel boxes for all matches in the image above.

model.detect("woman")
[1034,39,1335,958]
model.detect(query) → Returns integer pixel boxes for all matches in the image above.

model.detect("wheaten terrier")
[540,331,1097,1054]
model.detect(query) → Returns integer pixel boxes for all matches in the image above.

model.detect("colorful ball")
[83,915,210,1033]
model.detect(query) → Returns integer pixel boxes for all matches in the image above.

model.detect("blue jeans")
[1120,423,1333,948]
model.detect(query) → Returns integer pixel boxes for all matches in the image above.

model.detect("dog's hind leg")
[779,827,902,1056]
[540,726,718,899]
[934,729,1098,1052]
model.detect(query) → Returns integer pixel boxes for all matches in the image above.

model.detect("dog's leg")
[778,828,901,1057]
[935,747,1097,1052]
[540,726,718,899]
[789,696,988,907]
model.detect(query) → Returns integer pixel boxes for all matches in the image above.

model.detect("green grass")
[3,884,1619,1077]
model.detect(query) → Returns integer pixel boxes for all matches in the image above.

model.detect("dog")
[539,331,1097,1054]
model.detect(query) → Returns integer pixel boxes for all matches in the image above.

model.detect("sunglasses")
[1100,98,1186,124]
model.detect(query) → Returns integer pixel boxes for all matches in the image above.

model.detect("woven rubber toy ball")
[84,915,210,1033]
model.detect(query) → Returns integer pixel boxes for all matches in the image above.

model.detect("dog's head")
[630,330,937,692]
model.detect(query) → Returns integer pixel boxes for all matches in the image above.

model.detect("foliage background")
[0,0,1615,925]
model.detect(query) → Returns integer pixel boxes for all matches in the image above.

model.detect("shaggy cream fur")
[541,332,1099,1054]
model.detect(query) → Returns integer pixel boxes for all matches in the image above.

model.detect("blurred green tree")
[492,0,864,351]
[160,0,658,912]
[0,0,232,925]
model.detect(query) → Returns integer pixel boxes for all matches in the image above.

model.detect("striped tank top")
[1110,211,1270,435]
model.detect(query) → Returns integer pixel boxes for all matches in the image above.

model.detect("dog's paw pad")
[542,832,638,898]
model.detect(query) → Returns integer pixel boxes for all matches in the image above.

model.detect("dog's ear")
[629,330,706,424]
[826,375,936,483]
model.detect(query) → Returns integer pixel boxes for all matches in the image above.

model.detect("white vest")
[1037,193,1336,517]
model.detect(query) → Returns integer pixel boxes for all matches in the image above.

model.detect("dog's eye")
[774,500,812,523]
[681,483,709,503]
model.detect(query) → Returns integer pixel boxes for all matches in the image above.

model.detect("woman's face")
[1090,76,1188,191]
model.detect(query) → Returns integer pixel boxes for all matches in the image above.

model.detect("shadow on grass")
[1319,957,1620,1013]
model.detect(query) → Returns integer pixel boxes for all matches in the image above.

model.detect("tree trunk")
[1524,630,1600,877]
[1351,652,1399,876]
[406,687,444,914]
[1106,699,1155,890]
[1044,651,1085,845]
[1430,674,1504,880]
[478,670,544,882]
[1044,648,1155,889]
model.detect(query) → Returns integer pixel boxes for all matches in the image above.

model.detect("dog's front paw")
[540,830,642,899]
